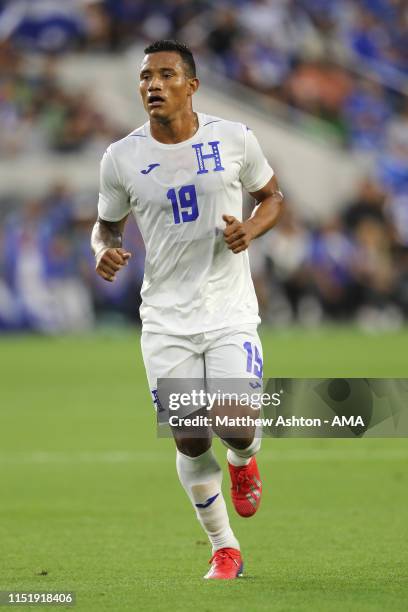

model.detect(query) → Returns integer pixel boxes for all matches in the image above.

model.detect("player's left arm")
[223,175,284,254]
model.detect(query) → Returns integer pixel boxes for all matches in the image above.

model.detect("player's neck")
[149,110,199,144]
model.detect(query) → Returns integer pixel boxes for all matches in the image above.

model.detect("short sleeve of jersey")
[239,127,274,193]
[97,146,131,221]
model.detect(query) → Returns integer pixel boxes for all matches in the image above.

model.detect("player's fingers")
[98,260,119,275]
[100,258,121,272]
[109,249,127,264]
[232,243,248,254]
[224,232,245,245]
[222,214,236,225]
[117,248,132,261]
[228,238,247,251]
[223,221,241,237]
[99,259,123,276]
[224,228,245,244]
[97,269,114,282]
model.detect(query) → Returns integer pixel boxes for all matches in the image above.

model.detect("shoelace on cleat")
[209,550,240,567]
[236,467,252,490]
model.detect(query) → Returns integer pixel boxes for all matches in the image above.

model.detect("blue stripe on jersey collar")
[203,120,221,127]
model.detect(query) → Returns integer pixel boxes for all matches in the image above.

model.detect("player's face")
[139,52,197,121]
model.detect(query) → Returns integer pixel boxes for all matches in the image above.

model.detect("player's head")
[140,40,199,121]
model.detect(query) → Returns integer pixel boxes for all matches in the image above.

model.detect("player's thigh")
[205,327,263,443]
[141,333,209,450]
[205,325,263,380]
[141,331,205,388]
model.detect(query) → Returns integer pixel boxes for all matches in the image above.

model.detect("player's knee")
[222,435,254,450]
[174,434,211,457]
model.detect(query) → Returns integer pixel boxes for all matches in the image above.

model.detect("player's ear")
[188,77,199,96]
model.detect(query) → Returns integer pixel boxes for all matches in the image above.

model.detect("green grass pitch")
[1,327,407,611]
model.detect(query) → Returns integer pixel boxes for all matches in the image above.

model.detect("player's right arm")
[91,216,131,282]
[92,146,132,282]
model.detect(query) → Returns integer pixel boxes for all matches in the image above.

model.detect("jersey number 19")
[167,185,199,224]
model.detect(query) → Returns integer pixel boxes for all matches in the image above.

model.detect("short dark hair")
[144,40,196,78]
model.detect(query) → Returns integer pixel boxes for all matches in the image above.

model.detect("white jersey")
[97,112,274,335]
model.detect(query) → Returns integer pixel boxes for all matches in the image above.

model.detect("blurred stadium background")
[1,2,408,611]
[0,0,407,333]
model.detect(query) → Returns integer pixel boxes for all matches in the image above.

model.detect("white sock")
[176,448,239,552]
[226,437,262,467]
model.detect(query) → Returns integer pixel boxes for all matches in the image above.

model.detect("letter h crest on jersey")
[192,141,225,175]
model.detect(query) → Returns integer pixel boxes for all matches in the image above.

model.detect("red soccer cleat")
[228,456,262,517]
[204,547,243,580]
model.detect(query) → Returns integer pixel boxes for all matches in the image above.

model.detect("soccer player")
[91,40,283,580]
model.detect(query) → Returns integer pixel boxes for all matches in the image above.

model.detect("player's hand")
[95,247,132,282]
[222,215,254,254]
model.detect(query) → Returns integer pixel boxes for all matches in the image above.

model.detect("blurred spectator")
[0,42,123,158]
[342,177,387,231]
[0,0,85,53]
[206,7,241,67]
[342,80,391,151]
[231,37,291,94]
[387,192,408,248]
[351,216,402,328]
[307,217,358,319]
[261,204,312,323]
[343,2,408,80]
[250,183,407,327]
[285,60,351,140]
[347,6,391,64]
[0,186,145,333]
[352,217,396,302]
[387,100,408,154]
[2,193,94,332]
